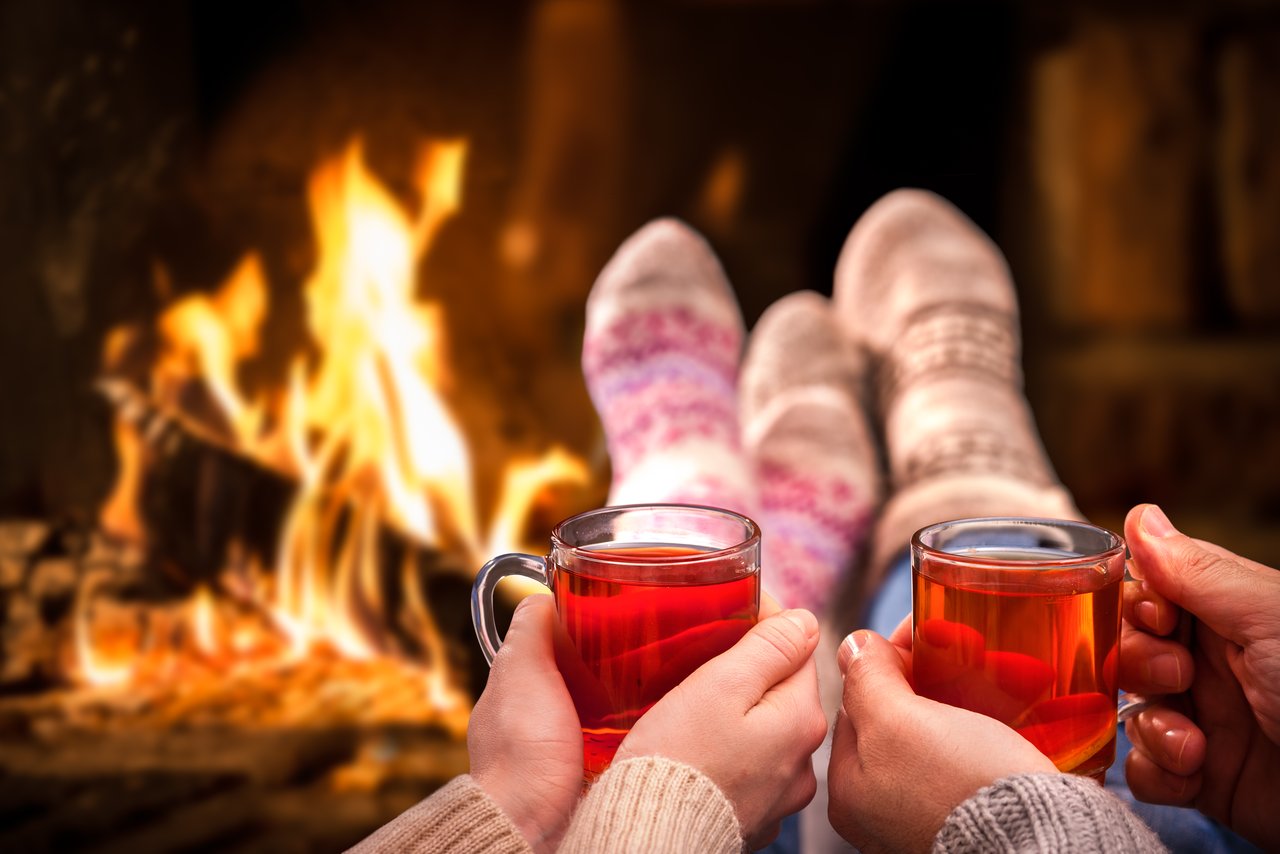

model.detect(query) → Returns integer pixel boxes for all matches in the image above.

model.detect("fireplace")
[3,1,1280,850]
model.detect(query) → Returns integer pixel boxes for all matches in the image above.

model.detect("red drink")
[554,544,760,777]
[911,529,1125,783]
[471,504,762,781]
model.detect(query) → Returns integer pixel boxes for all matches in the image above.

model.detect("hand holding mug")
[828,516,1130,852]
[1122,503,1280,851]
[468,595,586,853]
[910,517,1127,780]
[828,618,1055,854]
[614,598,828,850]
[472,504,762,779]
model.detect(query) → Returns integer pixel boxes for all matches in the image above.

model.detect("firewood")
[95,380,493,692]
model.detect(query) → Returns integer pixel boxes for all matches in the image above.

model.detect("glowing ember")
[85,137,591,715]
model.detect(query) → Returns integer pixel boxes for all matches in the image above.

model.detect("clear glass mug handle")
[1117,691,1149,722]
[1117,565,1149,722]
[1115,558,1196,724]
[471,552,552,665]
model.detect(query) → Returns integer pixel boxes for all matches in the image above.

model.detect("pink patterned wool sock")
[739,291,882,612]
[582,219,758,517]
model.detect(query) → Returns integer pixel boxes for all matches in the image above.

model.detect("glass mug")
[911,516,1143,783]
[471,503,761,779]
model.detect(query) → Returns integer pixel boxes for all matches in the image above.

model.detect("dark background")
[2,0,1278,564]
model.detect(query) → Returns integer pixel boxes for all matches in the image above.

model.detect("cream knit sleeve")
[346,773,532,854]
[934,772,1168,853]
[558,756,743,853]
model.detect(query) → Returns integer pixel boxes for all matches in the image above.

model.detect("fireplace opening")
[2,1,1279,850]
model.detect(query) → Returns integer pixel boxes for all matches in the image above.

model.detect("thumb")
[838,629,914,723]
[1126,504,1274,643]
[702,608,819,706]
[492,593,557,672]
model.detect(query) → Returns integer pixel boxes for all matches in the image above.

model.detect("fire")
[83,137,590,714]
[153,252,269,446]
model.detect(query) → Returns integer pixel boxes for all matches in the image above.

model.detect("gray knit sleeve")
[933,772,1168,853]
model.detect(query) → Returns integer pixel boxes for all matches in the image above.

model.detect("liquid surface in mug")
[554,543,759,778]
[913,548,1121,780]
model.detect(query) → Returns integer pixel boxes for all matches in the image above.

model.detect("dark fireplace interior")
[2,1,1279,850]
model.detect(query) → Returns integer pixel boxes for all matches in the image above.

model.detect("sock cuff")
[869,474,1082,584]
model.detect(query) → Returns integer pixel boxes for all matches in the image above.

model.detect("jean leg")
[862,548,912,637]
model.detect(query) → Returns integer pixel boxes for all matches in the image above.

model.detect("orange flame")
[86,138,591,709]
[74,570,140,687]
[154,253,269,445]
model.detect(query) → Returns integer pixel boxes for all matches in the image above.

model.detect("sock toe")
[832,188,1016,355]
[582,218,756,515]
[586,217,744,336]
[740,289,869,425]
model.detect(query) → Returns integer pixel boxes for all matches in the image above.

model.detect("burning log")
[99,377,297,594]
[95,377,490,691]
[2,382,493,710]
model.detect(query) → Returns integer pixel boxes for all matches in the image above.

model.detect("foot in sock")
[833,189,1080,587]
[581,218,759,518]
[739,290,882,614]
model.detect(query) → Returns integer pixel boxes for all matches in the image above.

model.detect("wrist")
[474,772,563,854]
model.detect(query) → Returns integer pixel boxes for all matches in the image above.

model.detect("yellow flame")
[73,571,139,687]
[87,136,590,703]
[154,253,268,445]
[264,138,478,659]
[485,447,592,557]
[299,139,478,550]
[99,416,146,545]
[192,585,218,656]
[415,139,467,252]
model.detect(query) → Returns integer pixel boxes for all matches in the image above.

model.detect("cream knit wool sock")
[739,290,881,613]
[833,189,1081,589]
[582,218,759,517]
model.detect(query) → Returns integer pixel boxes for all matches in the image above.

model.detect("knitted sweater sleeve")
[557,756,743,854]
[933,772,1168,854]
[345,773,532,854]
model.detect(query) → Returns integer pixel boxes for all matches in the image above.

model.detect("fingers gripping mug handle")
[471,553,552,665]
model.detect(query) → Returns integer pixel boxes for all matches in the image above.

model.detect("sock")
[739,290,882,613]
[582,218,758,518]
[833,189,1080,587]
